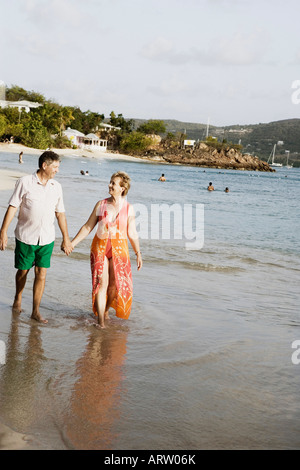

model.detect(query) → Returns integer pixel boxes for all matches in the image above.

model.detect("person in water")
[70,171,142,329]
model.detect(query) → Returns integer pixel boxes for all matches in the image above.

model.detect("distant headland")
[115,140,275,172]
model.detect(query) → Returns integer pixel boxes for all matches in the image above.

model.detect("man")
[207,182,214,191]
[158,173,166,181]
[0,151,73,323]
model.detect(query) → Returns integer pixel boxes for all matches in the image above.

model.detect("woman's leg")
[94,256,109,328]
[104,257,117,319]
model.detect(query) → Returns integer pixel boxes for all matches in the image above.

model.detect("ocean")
[0,150,299,450]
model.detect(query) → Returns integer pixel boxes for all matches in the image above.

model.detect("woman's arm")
[127,204,142,271]
[71,202,100,249]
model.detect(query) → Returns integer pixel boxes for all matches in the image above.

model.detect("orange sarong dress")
[90,198,133,319]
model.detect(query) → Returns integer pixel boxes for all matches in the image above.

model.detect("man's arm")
[0,205,18,251]
[55,212,73,256]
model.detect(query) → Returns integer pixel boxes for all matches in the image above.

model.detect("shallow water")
[0,151,299,449]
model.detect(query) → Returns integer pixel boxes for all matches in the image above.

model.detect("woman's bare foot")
[31,313,48,324]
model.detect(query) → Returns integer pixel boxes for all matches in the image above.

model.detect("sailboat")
[285,150,293,169]
[267,144,282,167]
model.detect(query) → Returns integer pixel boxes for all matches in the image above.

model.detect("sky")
[1,0,300,127]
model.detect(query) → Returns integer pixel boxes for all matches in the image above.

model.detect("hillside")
[132,118,300,165]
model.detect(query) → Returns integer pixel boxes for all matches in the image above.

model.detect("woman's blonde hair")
[111,171,131,196]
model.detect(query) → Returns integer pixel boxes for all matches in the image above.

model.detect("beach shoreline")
[0,142,148,162]
[0,168,28,190]
[0,142,152,190]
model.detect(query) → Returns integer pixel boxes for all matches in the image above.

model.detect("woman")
[71,172,142,328]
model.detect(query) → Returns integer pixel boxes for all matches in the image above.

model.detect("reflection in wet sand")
[0,312,45,435]
[61,325,128,450]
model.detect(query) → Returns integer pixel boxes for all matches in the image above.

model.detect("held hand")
[61,239,73,256]
[0,231,8,251]
[136,252,142,271]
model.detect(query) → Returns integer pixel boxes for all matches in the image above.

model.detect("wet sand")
[0,168,28,190]
[0,421,35,450]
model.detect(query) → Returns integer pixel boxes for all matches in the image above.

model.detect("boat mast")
[272,144,276,164]
[268,144,276,164]
[206,117,210,138]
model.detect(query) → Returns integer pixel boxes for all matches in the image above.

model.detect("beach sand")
[0,168,28,190]
[0,142,146,190]
[0,142,147,163]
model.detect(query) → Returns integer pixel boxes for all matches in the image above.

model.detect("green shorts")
[15,239,55,270]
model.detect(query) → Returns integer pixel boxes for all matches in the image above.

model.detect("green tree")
[22,113,51,149]
[69,107,104,134]
[56,106,75,135]
[0,114,7,137]
[6,85,45,103]
[120,131,152,153]
[137,119,166,135]
[109,112,134,132]
[0,106,20,125]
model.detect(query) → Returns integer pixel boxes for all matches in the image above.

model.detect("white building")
[84,133,107,151]
[100,122,121,132]
[63,128,85,147]
[63,128,107,151]
[0,99,42,113]
[183,139,195,148]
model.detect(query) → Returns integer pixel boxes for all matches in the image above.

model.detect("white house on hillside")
[63,128,85,147]
[0,99,42,113]
[0,79,42,113]
[100,122,121,132]
[63,128,107,151]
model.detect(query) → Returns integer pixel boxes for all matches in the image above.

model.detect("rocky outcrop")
[138,142,275,171]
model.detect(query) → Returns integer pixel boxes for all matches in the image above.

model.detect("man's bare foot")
[31,313,48,324]
[104,311,110,320]
[94,323,106,329]
[12,300,22,313]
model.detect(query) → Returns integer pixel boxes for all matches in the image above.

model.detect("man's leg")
[13,269,29,313]
[31,266,48,323]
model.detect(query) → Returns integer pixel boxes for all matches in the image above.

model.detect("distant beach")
[0,142,147,161]
[0,142,158,195]
[0,142,148,191]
